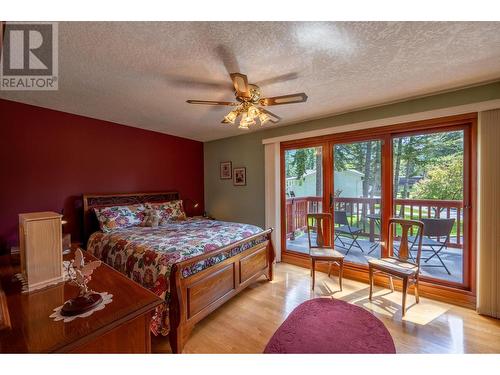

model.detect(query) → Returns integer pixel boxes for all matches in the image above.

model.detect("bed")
[82,191,274,353]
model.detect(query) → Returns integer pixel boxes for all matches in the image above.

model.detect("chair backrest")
[306,213,333,249]
[388,218,424,267]
[333,210,349,226]
[420,218,455,239]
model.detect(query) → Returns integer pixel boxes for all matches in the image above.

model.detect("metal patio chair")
[408,218,455,275]
[333,210,364,256]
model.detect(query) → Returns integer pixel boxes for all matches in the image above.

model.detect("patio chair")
[368,218,424,316]
[333,210,364,255]
[408,218,455,275]
[306,213,344,291]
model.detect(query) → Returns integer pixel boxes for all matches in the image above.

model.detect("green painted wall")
[204,82,500,228]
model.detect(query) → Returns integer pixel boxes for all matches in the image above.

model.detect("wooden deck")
[286,235,464,283]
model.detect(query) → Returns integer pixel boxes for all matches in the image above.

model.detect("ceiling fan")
[186,73,308,129]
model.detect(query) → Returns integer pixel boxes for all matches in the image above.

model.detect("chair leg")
[369,266,374,300]
[344,246,353,257]
[425,246,452,275]
[339,260,343,291]
[352,234,364,253]
[344,236,356,256]
[408,247,417,262]
[348,236,356,250]
[389,276,394,292]
[414,277,420,304]
[409,240,421,262]
[367,242,378,255]
[402,277,409,317]
[424,245,442,262]
[328,262,332,278]
[310,258,313,277]
[311,259,316,290]
[336,235,346,247]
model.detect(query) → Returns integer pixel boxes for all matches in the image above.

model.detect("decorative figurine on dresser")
[61,249,103,316]
[18,212,64,291]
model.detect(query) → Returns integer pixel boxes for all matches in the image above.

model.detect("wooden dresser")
[0,249,163,353]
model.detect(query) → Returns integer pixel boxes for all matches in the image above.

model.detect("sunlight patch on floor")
[366,289,450,324]
[313,274,450,325]
[401,302,450,325]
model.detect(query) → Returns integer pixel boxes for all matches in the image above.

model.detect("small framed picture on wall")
[233,167,246,186]
[220,161,232,179]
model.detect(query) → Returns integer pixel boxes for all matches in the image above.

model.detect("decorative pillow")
[93,204,146,232]
[140,208,161,227]
[146,200,187,224]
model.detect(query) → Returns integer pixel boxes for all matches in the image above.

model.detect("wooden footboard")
[168,228,275,353]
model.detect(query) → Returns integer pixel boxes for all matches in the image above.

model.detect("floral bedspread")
[86,218,266,336]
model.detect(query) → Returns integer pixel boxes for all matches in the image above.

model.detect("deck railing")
[285,196,322,240]
[285,196,463,248]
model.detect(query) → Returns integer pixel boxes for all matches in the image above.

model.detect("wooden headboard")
[82,191,180,246]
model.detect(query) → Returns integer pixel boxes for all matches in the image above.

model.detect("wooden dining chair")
[307,213,345,291]
[368,218,424,316]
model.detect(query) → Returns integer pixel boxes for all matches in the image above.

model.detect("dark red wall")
[0,99,204,254]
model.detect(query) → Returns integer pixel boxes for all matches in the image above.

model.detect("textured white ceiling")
[2,21,500,141]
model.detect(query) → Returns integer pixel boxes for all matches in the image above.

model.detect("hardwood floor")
[152,262,500,354]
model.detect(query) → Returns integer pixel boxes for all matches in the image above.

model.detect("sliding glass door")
[281,114,475,291]
[331,139,384,266]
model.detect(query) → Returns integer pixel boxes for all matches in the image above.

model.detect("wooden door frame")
[280,113,477,307]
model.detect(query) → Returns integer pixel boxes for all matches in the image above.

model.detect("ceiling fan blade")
[230,73,250,98]
[186,100,238,106]
[166,74,232,91]
[215,45,240,75]
[255,72,299,87]
[258,107,281,123]
[260,93,308,106]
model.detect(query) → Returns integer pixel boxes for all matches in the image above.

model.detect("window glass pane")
[392,130,464,283]
[332,140,383,266]
[285,147,323,254]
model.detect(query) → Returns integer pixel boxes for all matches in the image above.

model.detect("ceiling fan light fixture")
[239,112,254,128]
[223,110,239,124]
[247,105,260,119]
[258,112,270,125]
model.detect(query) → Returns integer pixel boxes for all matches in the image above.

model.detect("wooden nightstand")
[0,249,163,353]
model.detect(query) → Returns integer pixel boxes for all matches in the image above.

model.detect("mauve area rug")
[264,298,396,354]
